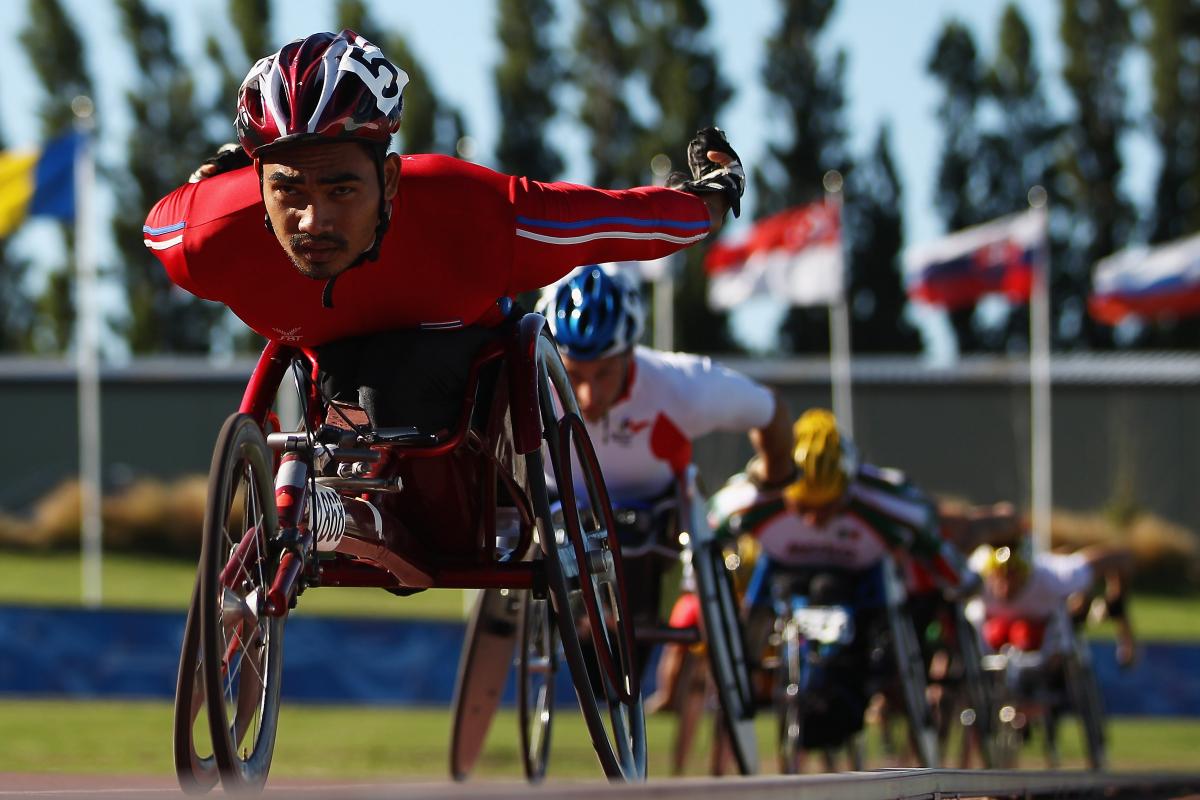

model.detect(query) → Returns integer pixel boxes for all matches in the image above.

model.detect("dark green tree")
[571,0,645,187]
[1058,0,1134,349]
[845,124,919,353]
[113,0,224,353]
[977,3,1064,351]
[491,0,563,313]
[631,0,735,352]
[1133,0,1200,346]
[336,0,466,155]
[18,0,95,353]
[204,0,271,128]
[493,0,563,181]
[1144,0,1200,245]
[757,0,851,354]
[926,19,988,352]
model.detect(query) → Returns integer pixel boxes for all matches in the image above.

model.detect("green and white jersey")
[708,464,944,570]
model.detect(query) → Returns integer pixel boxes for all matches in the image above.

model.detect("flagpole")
[73,96,103,607]
[653,255,675,351]
[650,154,674,351]
[1028,186,1051,556]
[824,170,854,437]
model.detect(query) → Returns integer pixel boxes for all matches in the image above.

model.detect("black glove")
[189,143,252,183]
[666,126,746,218]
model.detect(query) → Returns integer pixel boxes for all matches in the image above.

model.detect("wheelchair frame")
[172,313,646,793]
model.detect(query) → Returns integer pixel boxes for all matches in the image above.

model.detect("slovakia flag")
[1089,232,1200,325]
[904,210,1046,309]
[704,201,842,309]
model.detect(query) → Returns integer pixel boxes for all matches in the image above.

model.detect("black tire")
[530,335,646,781]
[518,589,558,782]
[173,579,218,794]
[1066,637,1108,770]
[775,622,804,774]
[692,539,758,774]
[953,602,998,768]
[884,565,939,767]
[449,365,538,782]
[448,588,520,781]
[199,413,285,793]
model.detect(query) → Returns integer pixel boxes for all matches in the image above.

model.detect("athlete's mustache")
[290,233,347,249]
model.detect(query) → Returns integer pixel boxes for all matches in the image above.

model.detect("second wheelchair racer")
[539,263,795,683]
[707,409,978,751]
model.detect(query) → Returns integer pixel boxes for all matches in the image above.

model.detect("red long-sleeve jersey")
[142,155,711,347]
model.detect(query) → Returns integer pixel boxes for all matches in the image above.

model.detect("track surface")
[3,770,1200,800]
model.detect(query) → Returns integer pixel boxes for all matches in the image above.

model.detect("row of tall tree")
[2,0,1198,356]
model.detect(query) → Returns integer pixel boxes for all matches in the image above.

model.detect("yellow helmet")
[784,408,853,509]
[981,544,1031,581]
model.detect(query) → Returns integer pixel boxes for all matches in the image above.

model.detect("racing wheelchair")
[449,463,759,780]
[761,553,940,773]
[977,604,1107,770]
[171,313,646,793]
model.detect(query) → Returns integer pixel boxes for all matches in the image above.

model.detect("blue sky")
[0,0,1155,357]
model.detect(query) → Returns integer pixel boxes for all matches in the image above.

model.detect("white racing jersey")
[974,550,1095,621]
[554,346,774,505]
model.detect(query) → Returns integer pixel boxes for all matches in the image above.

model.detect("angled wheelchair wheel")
[530,336,646,781]
[692,540,758,774]
[173,579,218,794]
[776,622,805,774]
[889,609,940,767]
[952,602,998,768]
[1066,635,1108,770]
[518,589,558,782]
[883,563,939,768]
[199,413,285,793]
[449,588,521,781]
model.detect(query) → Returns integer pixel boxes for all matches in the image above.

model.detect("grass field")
[0,699,1196,778]
[0,551,469,619]
[2,550,1197,640]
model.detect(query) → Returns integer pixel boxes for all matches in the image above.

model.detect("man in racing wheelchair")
[149,28,748,791]
[148,29,744,436]
[707,408,977,772]
[539,263,794,775]
[967,539,1137,768]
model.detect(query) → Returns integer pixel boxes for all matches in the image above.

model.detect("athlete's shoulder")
[856,462,913,494]
[633,346,706,382]
[145,167,260,234]
[848,462,936,530]
[709,473,779,523]
[396,153,509,190]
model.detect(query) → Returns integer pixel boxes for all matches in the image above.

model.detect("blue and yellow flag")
[0,132,81,238]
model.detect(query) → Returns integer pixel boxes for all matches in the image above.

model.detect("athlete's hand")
[189,143,252,183]
[666,127,746,231]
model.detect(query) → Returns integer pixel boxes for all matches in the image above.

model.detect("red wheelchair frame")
[172,313,646,793]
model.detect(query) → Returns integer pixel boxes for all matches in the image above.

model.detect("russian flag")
[1089,232,1200,325]
[904,209,1046,309]
[703,201,842,309]
[0,132,81,238]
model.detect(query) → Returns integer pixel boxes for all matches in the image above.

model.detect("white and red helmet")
[235,29,408,157]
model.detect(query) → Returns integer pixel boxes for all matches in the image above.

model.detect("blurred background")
[0,0,1198,780]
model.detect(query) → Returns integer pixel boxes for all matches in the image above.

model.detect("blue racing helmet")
[539,264,646,361]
